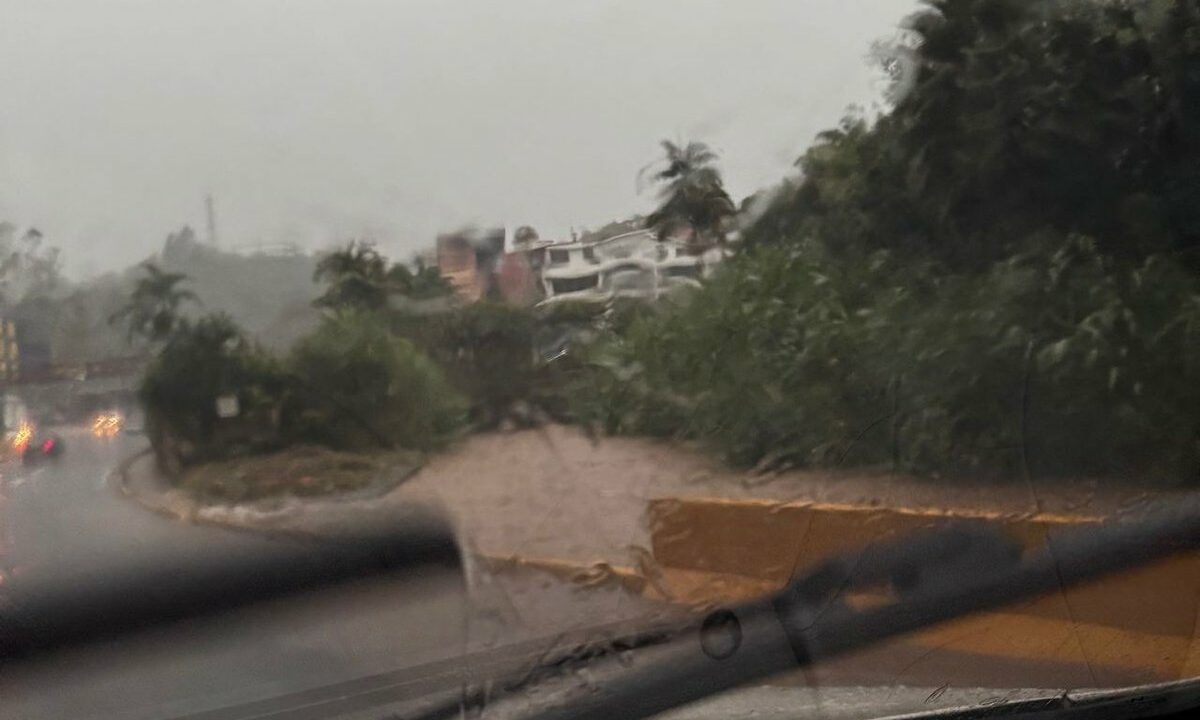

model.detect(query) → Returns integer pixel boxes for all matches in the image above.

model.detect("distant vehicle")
[6,420,35,461]
[91,412,124,438]
[20,431,63,466]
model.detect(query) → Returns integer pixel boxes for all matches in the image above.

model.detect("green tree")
[642,140,736,250]
[314,241,453,310]
[312,241,390,312]
[287,310,465,449]
[140,312,287,469]
[747,0,1200,268]
[0,224,64,306]
[109,262,197,343]
[387,255,454,300]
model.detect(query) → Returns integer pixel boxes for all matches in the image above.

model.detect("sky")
[0,0,915,278]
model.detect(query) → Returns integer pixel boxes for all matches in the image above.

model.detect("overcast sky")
[1,0,914,278]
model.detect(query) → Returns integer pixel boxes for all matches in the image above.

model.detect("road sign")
[215,394,240,419]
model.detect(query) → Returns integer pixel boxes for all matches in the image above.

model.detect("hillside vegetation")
[574,0,1200,483]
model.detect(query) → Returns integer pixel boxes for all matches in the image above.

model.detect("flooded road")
[0,430,477,719]
[0,430,675,720]
[0,428,1083,720]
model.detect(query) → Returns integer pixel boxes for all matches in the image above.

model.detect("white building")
[538,229,721,306]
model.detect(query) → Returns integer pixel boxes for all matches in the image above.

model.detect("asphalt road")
[0,429,484,720]
[0,429,685,720]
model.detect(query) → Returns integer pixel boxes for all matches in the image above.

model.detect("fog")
[1,0,912,278]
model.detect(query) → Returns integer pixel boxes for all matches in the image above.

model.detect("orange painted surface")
[645,497,1200,686]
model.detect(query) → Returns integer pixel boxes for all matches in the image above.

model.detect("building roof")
[546,228,659,252]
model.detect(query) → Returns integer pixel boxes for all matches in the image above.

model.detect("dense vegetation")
[576,239,1200,479]
[747,0,1200,268]
[576,0,1200,483]
[129,245,468,473]
[286,310,465,451]
[131,238,553,474]
[139,313,287,471]
[392,301,542,426]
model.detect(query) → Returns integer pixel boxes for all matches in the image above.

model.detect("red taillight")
[41,439,55,453]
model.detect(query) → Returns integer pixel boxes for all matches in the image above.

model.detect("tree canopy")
[746,0,1200,269]
[387,256,455,301]
[0,222,63,307]
[312,241,391,312]
[109,262,198,343]
[643,140,737,249]
[314,241,453,312]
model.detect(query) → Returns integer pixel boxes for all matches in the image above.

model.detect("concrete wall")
[646,497,1200,686]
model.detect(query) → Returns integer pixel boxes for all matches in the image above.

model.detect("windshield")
[3,1,1200,719]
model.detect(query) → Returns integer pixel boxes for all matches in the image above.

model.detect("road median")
[111,449,421,540]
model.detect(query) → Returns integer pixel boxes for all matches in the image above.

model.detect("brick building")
[436,227,545,306]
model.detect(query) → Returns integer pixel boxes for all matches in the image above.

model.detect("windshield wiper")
[468,496,1200,720]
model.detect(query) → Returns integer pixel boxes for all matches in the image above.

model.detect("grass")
[178,444,423,503]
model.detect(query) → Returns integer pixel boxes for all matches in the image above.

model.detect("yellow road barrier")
[645,496,1200,687]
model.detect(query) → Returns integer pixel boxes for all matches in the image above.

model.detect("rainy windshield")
[3,1,1200,719]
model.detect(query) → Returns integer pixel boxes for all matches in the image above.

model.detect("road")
[0,429,1069,720]
[0,428,686,720]
[0,429,486,720]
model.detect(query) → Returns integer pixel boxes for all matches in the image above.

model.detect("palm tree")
[109,262,198,343]
[312,241,390,312]
[642,140,737,250]
[387,255,454,300]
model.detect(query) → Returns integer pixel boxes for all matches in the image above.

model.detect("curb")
[109,451,325,542]
[109,453,665,608]
[472,554,768,607]
[479,554,656,598]
[111,449,180,520]
[646,494,1106,526]
[109,454,754,605]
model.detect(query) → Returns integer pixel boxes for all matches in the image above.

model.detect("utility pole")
[205,193,219,247]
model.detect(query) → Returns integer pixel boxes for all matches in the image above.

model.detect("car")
[91,411,124,438]
[21,432,63,465]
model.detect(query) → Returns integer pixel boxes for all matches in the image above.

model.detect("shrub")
[575,239,1200,482]
[139,313,288,471]
[880,237,1200,480]
[535,299,606,325]
[393,302,537,425]
[286,310,466,450]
